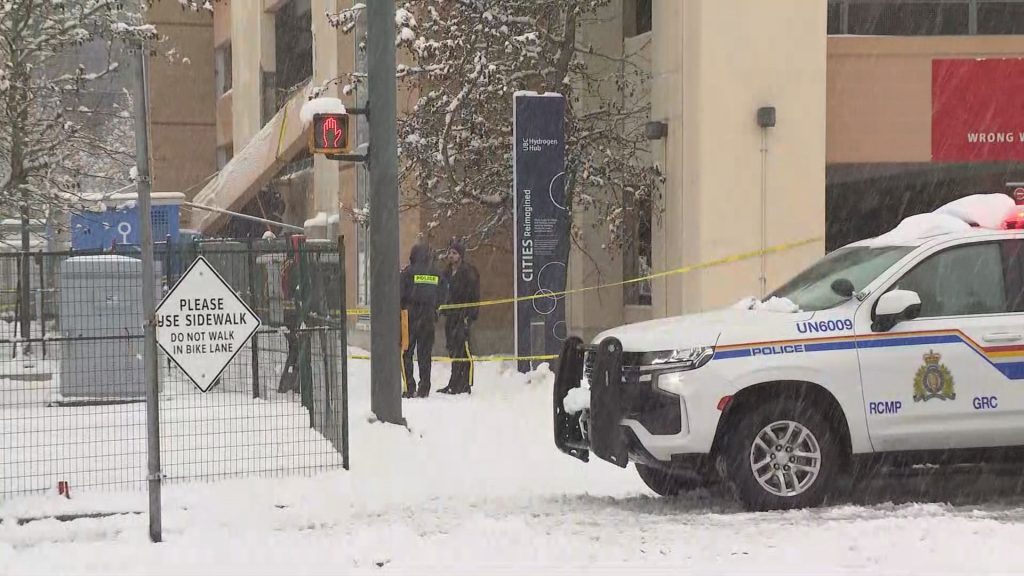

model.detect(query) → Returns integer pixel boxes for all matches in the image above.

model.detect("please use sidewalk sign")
[155,256,261,393]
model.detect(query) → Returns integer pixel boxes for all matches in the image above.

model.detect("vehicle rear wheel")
[721,400,842,511]
[635,462,711,497]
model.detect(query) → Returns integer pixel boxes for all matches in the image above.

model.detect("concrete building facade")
[147,0,1024,354]
[146,1,217,203]
[570,0,1024,342]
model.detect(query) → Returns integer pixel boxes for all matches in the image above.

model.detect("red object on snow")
[57,480,71,499]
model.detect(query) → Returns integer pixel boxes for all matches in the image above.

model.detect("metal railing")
[0,237,349,498]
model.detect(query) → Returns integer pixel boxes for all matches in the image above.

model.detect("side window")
[892,242,1006,318]
[1001,240,1024,313]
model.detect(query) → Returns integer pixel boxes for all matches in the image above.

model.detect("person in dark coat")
[401,242,441,398]
[438,239,480,395]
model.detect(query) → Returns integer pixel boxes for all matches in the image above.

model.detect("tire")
[635,462,711,497]
[721,399,843,511]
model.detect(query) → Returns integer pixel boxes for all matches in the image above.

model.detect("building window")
[829,0,1024,36]
[354,8,370,308]
[215,43,231,96]
[827,1,843,34]
[216,144,233,170]
[274,0,313,110]
[623,196,652,306]
[623,0,652,37]
[978,1,1024,33]
[356,165,370,307]
[848,1,969,36]
[636,0,652,35]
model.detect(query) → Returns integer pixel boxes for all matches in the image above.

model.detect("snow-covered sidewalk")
[4,357,1024,574]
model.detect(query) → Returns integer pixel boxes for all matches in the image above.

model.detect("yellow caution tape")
[350,353,558,363]
[276,106,289,159]
[344,235,823,316]
[215,237,821,365]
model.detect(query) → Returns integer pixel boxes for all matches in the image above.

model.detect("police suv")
[554,193,1024,511]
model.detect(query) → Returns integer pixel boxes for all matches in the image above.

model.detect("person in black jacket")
[438,239,480,395]
[401,242,441,398]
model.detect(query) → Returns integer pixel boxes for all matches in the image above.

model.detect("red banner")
[932,58,1024,162]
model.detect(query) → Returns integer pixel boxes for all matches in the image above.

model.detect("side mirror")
[831,278,855,299]
[872,290,922,332]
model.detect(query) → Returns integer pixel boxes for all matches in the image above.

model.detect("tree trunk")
[8,56,32,353]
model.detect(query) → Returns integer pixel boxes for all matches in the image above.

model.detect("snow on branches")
[0,0,159,217]
[325,0,662,252]
[176,0,216,12]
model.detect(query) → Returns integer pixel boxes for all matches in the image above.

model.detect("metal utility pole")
[132,40,162,543]
[367,0,403,425]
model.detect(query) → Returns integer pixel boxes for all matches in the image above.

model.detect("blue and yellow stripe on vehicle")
[714,328,1024,379]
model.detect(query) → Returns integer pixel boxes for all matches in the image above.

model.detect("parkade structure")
[145,0,1024,354]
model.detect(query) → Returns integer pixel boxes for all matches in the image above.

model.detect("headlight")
[640,346,715,371]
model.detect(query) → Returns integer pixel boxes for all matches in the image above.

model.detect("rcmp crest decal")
[913,350,956,402]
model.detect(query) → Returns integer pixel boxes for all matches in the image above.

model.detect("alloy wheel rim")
[749,420,822,498]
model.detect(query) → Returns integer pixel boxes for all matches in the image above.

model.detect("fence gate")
[0,237,349,499]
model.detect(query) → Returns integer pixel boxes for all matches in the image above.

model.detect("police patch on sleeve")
[913,350,956,402]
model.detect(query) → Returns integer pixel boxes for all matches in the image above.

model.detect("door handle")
[983,332,1023,343]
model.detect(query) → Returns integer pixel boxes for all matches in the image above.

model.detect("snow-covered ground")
[5,354,1024,574]
[0,323,342,495]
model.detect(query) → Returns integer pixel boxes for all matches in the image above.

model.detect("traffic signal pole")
[366,0,404,425]
[311,3,402,425]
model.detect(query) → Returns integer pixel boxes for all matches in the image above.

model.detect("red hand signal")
[310,113,348,154]
[320,116,344,148]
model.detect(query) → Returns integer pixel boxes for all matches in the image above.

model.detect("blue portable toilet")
[71,192,184,250]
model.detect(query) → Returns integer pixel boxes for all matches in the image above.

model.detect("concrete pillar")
[312,0,342,215]
[652,0,826,316]
[568,0,626,342]
[650,0,685,319]
[145,0,216,200]
[231,5,275,149]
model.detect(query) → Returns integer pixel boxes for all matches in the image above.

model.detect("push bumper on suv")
[555,335,682,468]
[554,336,623,465]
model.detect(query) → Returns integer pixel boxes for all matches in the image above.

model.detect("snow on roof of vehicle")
[934,193,1016,228]
[852,193,1018,248]
[732,296,802,313]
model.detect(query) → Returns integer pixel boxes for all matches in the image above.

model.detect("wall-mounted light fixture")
[756,105,775,298]
[645,120,668,140]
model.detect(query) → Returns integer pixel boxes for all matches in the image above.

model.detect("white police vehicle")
[554,193,1024,511]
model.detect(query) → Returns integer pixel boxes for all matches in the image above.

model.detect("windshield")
[766,245,914,311]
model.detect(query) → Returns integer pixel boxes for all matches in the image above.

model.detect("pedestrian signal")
[309,113,350,155]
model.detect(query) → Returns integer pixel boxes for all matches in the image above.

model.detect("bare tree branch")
[320,0,663,254]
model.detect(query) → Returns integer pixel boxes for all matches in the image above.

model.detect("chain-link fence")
[0,237,348,498]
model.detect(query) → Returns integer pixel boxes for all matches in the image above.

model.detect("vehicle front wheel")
[635,462,712,497]
[721,400,843,511]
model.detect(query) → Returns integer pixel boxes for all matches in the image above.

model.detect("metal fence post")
[14,255,22,347]
[318,326,331,439]
[132,39,162,544]
[338,235,349,470]
[36,252,45,358]
[247,238,261,399]
[297,243,314,426]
